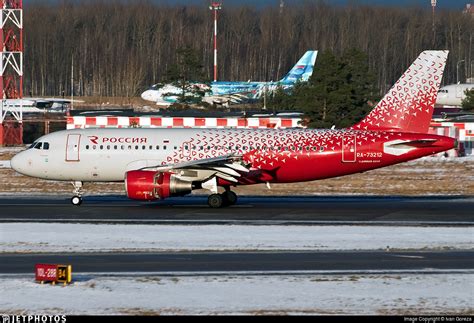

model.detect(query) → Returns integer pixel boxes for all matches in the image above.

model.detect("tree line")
[23,0,473,99]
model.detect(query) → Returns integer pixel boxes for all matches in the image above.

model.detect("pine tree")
[269,49,379,129]
[165,47,210,106]
[461,89,474,111]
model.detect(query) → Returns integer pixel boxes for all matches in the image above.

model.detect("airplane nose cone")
[10,154,20,172]
[10,152,27,174]
[141,91,152,101]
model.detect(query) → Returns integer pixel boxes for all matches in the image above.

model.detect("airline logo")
[88,136,147,144]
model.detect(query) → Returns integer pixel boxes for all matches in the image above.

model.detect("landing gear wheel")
[223,191,237,205]
[208,194,224,208]
[71,196,82,206]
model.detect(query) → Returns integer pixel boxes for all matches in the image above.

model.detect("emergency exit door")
[66,134,81,162]
[342,135,356,163]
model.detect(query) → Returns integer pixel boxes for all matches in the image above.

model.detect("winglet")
[351,50,449,133]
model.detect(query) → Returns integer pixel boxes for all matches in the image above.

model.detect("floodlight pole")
[209,2,222,82]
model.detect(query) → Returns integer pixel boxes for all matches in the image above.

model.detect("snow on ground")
[0,274,472,315]
[0,146,24,154]
[0,160,11,168]
[1,224,472,253]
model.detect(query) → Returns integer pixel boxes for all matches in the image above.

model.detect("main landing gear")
[71,181,83,206]
[207,189,238,208]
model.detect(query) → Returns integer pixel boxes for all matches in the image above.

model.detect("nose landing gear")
[71,181,83,206]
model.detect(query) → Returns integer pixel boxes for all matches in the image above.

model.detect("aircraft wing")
[205,91,256,105]
[138,154,250,184]
[27,97,85,104]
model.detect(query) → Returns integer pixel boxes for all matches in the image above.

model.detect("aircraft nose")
[10,151,27,174]
[141,90,153,101]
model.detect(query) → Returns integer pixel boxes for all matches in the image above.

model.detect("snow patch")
[0,274,472,315]
[0,160,10,168]
[0,224,472,253]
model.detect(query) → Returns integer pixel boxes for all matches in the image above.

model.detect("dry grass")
[1,149,473,196]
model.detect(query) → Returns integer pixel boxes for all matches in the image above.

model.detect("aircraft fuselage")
[11,128,455,184]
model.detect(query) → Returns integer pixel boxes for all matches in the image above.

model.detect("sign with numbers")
[35,264,72,284]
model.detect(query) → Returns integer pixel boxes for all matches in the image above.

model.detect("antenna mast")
[0,0,23,146]
[209,1,222,82]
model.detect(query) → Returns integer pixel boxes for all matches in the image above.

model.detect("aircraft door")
[66,134,81,162]
[456,86,463,98]
[342,135,356,163]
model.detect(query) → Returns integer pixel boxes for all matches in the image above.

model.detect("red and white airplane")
[11,51,455,207]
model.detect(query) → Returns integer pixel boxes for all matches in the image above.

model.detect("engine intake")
[125,170,192,201]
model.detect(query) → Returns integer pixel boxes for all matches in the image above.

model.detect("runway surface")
[1,251,472,274]
[0,195,472,225]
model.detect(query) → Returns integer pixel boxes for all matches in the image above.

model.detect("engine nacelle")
[125,170,192,201]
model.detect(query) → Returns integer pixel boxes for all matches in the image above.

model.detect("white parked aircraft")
[436,83,473,106]
[0,98,83,114]
[11,51,455,208]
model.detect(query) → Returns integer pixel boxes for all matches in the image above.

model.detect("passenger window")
[156,145,160,150]
[320,147,325,152]
[93,145,97,150]
[100,145,104,150]
[142,145,146,150]
[114,145,118,150]
[149,145,153,150]
[86,145,89,150]
[135,146,139,150]
[43,142,50,150]
[163,146,167,150]
[107,145,111,150]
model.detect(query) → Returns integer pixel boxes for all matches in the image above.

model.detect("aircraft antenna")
[209,1,222,82]
[0,0,23,146]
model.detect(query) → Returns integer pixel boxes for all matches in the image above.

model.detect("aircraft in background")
[11,51,454,208]
[436,83,474,106]
[0,98,84,114]
[141,50,318,106]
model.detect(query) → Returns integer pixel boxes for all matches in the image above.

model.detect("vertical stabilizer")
[352,50,448,133]
[279,50,318,84]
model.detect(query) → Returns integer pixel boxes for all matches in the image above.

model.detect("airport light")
[209,1,222,82]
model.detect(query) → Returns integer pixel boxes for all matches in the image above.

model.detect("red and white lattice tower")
[209,1,222,82]
[0,0,23,145]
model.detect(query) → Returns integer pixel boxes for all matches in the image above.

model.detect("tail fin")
[279,50,318,84]
[352,50,448,133]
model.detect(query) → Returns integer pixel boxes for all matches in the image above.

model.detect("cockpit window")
[28,142,49,150]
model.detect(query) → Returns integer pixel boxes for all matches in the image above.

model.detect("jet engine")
[125,170,192,201]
